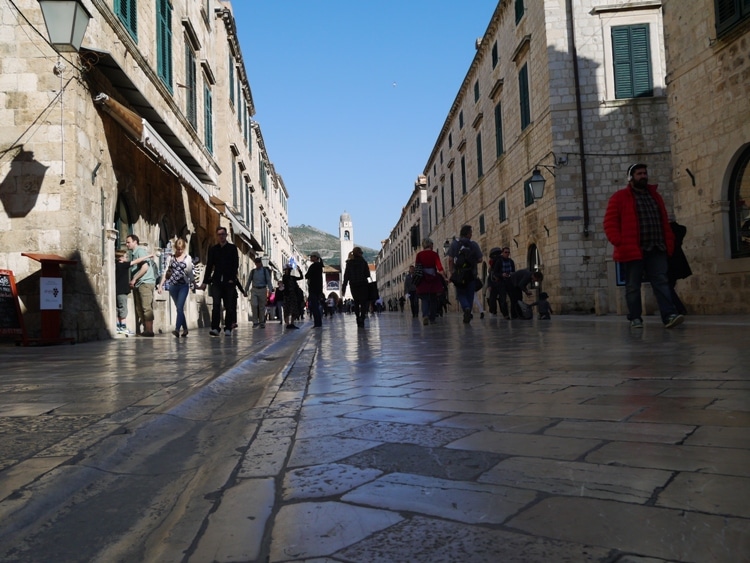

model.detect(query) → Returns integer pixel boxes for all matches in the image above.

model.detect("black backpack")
[452,242,475,287]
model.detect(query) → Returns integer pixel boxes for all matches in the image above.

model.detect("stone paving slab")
[335,515,613,563]
[342,472,538,524]
[506,496,749,563]
[479,457,672,503]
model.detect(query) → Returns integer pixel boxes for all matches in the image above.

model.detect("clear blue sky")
[233,1,498,250]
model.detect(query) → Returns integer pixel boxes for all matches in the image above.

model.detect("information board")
[0,269,24,337]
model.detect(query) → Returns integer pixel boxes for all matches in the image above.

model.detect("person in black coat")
[668,221,691,315]
[341,247,371,328]
[305,251,324,327]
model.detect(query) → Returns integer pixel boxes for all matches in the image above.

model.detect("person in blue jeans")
[446,225,483,324]
[158,238,194,337]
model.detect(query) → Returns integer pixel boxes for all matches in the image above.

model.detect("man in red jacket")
[603,163,684,329]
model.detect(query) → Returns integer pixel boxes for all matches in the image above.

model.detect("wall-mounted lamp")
[528,152,566,200]
[38,0,92,52]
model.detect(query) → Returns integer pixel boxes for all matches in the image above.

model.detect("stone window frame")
[596,5,666,101]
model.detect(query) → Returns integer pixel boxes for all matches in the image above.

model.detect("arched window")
[344,230,350,241]
[113,194,133,250]
[729,146,750,258]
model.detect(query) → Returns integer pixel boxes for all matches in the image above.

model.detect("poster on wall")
[40,277,63,310]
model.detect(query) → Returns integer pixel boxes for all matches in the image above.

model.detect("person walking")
[341,246,371,328]
[403,265,419,318]
[245,257,273,328]
[305,251,324,327]
[282,263,304,329]
[198,226,239,337]
[604,163,684,329]
[415,238,448,325]
[157,238,194,337]
[447,225,483,324]
[125,234,156,337]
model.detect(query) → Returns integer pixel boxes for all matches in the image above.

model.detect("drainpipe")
[566,0,590,237]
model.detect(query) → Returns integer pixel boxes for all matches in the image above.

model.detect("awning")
[95,93,212,204]
[225,206,263,251]
[83,48,213,184]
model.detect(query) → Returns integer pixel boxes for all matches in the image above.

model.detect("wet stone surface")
[339,442,505,481]
[336,420,474,447]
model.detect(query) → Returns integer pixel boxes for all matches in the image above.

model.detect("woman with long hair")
[341,246,371,328]
[158,238,194,337]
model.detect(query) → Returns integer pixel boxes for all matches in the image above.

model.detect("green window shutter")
[494,103,504,157]
[186,44,197,128]
[229,55,235,106]
[476,133,483,178]
[715,0,750,35]
[515,0,524,24]
[612,24,652,99]
[499,198,507,222]
[116,0,138,40]
[518,64,530,130]
[157,0,172,90]
[204,83,213,153]
[524,179,534,207]
[461,156,467,194]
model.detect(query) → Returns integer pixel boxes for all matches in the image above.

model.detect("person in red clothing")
[415,238,448,325]
[603,163,684,329]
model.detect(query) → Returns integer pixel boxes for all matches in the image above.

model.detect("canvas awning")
[94,93,212,204]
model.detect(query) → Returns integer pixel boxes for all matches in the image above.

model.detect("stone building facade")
[661,0,750,313]
[377,0,674,315]
[0,0,294,341]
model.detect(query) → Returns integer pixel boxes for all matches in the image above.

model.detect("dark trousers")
[210,281,237,330]
[408,293,419,317]
[624,250,678,323]
[309,294,323,326]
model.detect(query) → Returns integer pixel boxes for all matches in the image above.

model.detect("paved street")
[1,312,749,562]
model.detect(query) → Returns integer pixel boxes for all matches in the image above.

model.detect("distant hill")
[289,224,379,266]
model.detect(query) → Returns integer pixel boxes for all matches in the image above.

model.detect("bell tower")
[339,212,354,265]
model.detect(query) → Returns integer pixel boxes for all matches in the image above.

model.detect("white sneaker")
[224,329,232,336]
[209,329,220,337]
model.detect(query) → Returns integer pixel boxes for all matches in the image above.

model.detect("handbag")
[367,280,379,301]
[474,276,483,291]
[413,263,424,286]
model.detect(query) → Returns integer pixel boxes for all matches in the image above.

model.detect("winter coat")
[603,183,674,263]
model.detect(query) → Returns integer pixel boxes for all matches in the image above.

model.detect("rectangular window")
[450,173,455,207]
[515,0,524,24]
[461,156,467,195]
[474,80,480,102]
[494,103,504,157]
[115,0,137,40]
[499,198,507,222]
[459,111,464,129]
[715,0,750,36]
[441,185,446,217]
[479,214,486,235]
[232,158,237,207]
[491,41,498,68]
[476,133,483,178]
[612,24,653,99]
[448,133,453,148]
[518,63,530,130]
[203,81,213,153]
[229,54,235,106]
[185,41,197,129]
[156,0,172,90]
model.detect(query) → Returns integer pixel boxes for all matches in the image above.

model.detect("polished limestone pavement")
[1,312,749,562]
[264,312,750,563]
